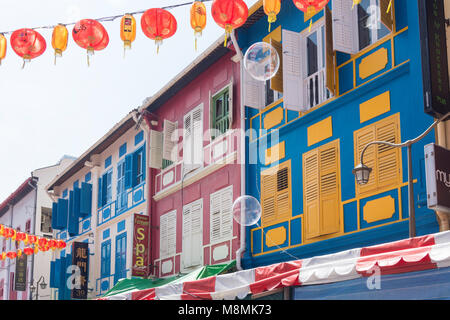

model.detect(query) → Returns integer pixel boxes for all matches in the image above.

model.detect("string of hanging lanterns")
[0,224,67,262]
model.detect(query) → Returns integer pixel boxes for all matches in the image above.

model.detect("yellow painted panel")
[359,91,391,123]
[359,48,389,80]
[363,195,396,223]
[264,107,284,130]
[263,26,281,43]
[307,117,333,147]
[265,226,286,248]
[265,141,285,165]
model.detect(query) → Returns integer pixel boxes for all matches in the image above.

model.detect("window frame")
[101,240,111,278]
[114,232,127,284]
[210,82,233,141]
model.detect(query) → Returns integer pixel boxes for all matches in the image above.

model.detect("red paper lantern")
[38,237,48,247]
[292,0,329,15]
[48,239,58,250]
[10,28,46,68]
[23,248,34,256]
[6,251,17,260]
[16,232,27,242]
[211,0,248,46]
[56,240,67,249]
[72,19,109,66]
[4,228,15,239]
[141,8,177,54]
[27,235,38,244]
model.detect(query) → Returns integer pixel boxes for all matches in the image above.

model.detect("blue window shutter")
[58,256,66,300]
[65,254,72,300]
[54,259,61,288]
[97,177,103,209]
[51,202,59,230]
[142,144,146,181]
[124,154,133,189]
[57,198,69,230]
[74,187,81,218]
[68,191,78,237]
[50,261,56,288]
[80,183,92,217]
[132,151,138,187]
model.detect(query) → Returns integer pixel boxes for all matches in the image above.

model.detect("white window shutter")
[244,67,264,109]
[160,214,168,258]
[183,113,193,173]
[162,120,178,162]
[182,205,192,268]
[149,130,163,169]
[220,186,233,240]
[282,29,305,111]
[332,0,358,54]
[210,192,222,243]
[192,107,203,167]
[190,200,203,266]
[167,211,176,256]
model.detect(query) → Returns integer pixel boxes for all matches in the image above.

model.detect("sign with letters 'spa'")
[132,214,150,277]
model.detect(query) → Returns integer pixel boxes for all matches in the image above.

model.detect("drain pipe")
[231,30,246,271]
[28,176,38,300]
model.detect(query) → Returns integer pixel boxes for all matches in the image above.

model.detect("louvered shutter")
[97,177,103,209]
[183,113,193,173]
[192,108,203,167]
[190,201,203,266]
[160,214,168,258]
[332,0,358,54]
[324,5,336,96]
[304,149,321,239]
[182,205,192,268]
[149,129,163,169]
[167,211,176,256]
[354,125,377,195]
[80,182,92,217]
[270,38,283,93]
[375,117,400,189]
[276,164,291,222]
[282,29,305,111]
[162,120,178,162]
[210,192,222,243]
[319,143,340,235]
[261,170,277,226]
[124,154,133,189]
[57,198,69,230]
[379,0,394,31]
[244,66,264,109]
[220,187,233,240]
[51,201,59,230]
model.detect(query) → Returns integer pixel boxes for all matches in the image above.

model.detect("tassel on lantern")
[387,0,392,13]
[263,0,281,33]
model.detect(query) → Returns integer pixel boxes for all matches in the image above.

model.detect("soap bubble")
[232,195,262,226]
[244,42,280,82]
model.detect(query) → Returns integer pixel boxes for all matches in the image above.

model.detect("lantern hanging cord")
[0,0,214,35]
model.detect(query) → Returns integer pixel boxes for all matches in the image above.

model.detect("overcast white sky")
[0,0,258,201]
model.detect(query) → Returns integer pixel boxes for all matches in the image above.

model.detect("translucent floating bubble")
[232,195,262,226]
[243,41,280,82]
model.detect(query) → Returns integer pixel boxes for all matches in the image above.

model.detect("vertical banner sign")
[14,255,27,291]
[132,214,150,277]
[71,242,89,299]
[425,143,450,213]
[418,0,450,117]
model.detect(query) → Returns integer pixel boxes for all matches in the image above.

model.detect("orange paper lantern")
[0,34,6,65]
[120,14,137,52]
[141,8,177,54]
[263,0,281,32]
[0,224,4,236]
[190,1,207,50]
[72,19,109,66]
[10,28,46,68]
[211,0,248,47]
[52,24,68,65]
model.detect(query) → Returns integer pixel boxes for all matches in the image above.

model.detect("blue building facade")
[238,0,441,269]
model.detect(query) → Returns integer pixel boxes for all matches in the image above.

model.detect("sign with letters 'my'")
[418,0,450,118]
[425,143,450,213]
[71,241,89,299]
[132,214,150,277]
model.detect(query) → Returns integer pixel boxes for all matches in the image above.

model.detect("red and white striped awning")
[100,230,450,300]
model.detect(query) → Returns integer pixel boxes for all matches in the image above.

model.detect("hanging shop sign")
[425,143,450,213]
[71,241,89,300]
[418,0,450,118]
[14,254,27,291]
[132,214,150,277]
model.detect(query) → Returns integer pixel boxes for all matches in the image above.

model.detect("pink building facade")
[141,38,243,278]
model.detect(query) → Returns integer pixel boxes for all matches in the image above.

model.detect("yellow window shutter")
[303,149,321,239]
[319,142,340,235]
[276,162,291,221]
[261,169,277,226]
[270,38,283,93]
[375,116,401,189]
[379,0,394,32]
[355,125,377,195]
[324,5,336,96]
